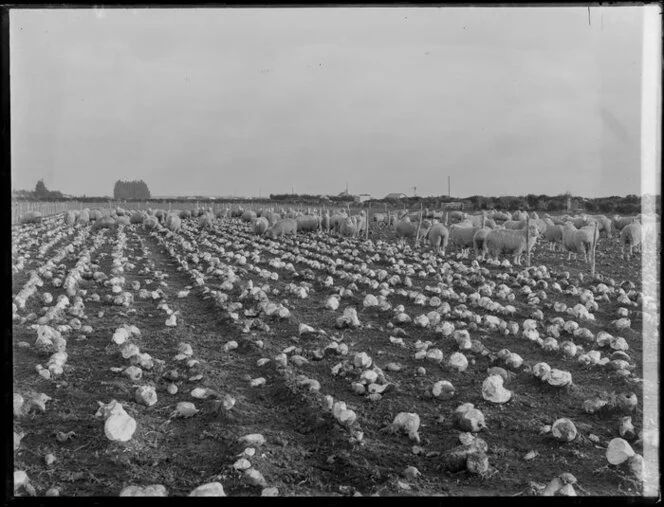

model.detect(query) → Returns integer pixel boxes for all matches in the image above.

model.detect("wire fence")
[11,199,469,225]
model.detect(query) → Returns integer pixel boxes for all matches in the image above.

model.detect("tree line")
[113,180,151,200]
[11,180,656,215]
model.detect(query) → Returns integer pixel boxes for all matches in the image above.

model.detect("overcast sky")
[11,7,646,198]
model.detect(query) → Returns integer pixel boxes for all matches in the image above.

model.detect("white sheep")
[130,211,145,225]
[266,218,297,239]
[490,211,511,223]
[64,211,77,227]
[448,211,467,224]
[165,213,182,232]
[449,225,481,255]
[612,214,638,232]
[466,214,498,229]
[241,210,257,223]
[483,225,539,265]
[620,223,642,260]
[503,220,527,230]
[264,211,280,226]
[321,211,331,232]
[591,215,613,237]
[330,213,348,235]
[512,210,528,221]
[254,216,269,235]
[142,215,159,231]
[77,209,90,225]
[425,223,449,256]
[199,213,214,231]
[561,223,599,263]
[21,211,43,224]
[472,228,491,258]
[395,218,431,247]
[91,216,118,232]
[543,219,565,251]
[296,215,321,233]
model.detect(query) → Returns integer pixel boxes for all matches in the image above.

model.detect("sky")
[10,7,649,198]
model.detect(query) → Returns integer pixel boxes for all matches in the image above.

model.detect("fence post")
[526,217,531,267]
[590,222,598,277]
[365,203,370,240]
[415,202,423,248]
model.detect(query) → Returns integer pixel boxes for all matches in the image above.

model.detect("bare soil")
[12,216,650,497]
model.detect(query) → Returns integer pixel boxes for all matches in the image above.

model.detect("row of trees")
[113,180,151,200]
[12,180,655,215]
[366,193,645,215]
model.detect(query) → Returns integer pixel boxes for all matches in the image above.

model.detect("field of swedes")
[11,211,657,497]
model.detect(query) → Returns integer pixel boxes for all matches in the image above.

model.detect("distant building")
[385,192,408,200]
[357,193,372,203]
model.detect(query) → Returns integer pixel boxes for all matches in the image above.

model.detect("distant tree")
[35,179,48,199]
[545,200,565,212]
[525,194,538,209]
[113,180,151,200]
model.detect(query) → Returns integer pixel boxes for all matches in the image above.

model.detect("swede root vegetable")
[606,438,635,465]
[389,412,421,443]
[188,482,226,496]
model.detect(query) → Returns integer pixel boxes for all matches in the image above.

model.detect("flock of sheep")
[17,205,655,267]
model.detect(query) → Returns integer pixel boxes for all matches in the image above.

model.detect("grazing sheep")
[483,225,540,265]
[216,208,230,220]
[199,214,214,230]
[543,221,565,251]
[130,211,145,224]
[154,210,166,223]
[77,209,90,225]
[64,210,77,226]
[296,215,321,233]
[373,212,387,224]
[341,217,359,238]
[353,211,367,235]
[142,216,159,231]
[620,222,642,260]
[448,211,467,224]
[572,215,594,229]
[254,217,269,235]
[449,225,481,255]
[116,216,131,226]
[179,210,192,220]
[490,211,511,223]
[266,218,297,239]
[592,215,612,238]
[330,213,348,235]
[264,211,280,226]
[465,214,495,229]
[21,211,43,224]
[472,228,491,258]
[395,218,432,246]
[91,216,117,232]
[89,209,103,222]
[241,210,257,223]
[321,211,331,232]
[613,215,638,232]
[165,213,182,232]
[512,210,528,221]
[230,208,244,218]
[529,211,539,220]
[503,220,527,230]
[561,223,599,263]
[425,223,449,256]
